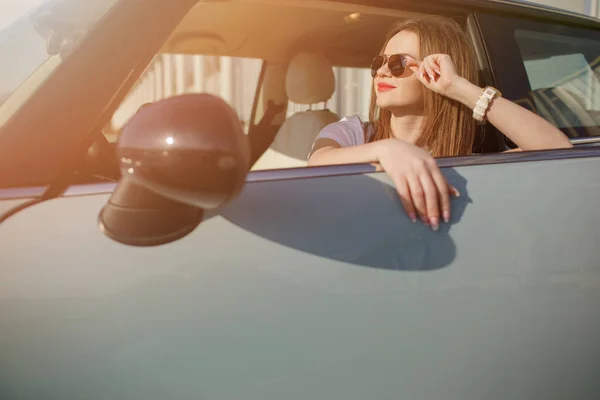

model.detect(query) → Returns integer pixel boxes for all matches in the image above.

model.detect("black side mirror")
[98,94,250,247]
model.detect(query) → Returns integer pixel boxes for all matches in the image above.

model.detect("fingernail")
[430,217,439,231]
[421,216,429,226]
[435,69,441,75]
[420,72,424,79]
[409,213,417,223]
[428,72,435,80]
[443,210,450,223]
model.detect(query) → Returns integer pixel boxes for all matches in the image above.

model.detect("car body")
[1,0,600,398]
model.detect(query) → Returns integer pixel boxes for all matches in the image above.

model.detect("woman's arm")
[308,138,380,167]
[446,77,572,151]
[414,54,573,151]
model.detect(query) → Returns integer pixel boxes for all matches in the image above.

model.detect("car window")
[477,13,600,141]
[110,56,372,141]
[514,29,600,136]
[104,0,472,174]
[288,67,372,121]
[109,54,263,140]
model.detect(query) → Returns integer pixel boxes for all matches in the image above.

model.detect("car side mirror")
[98,94,250,247]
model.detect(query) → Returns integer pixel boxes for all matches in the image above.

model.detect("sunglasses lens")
[388,55,406,77]
[370,55,385,77]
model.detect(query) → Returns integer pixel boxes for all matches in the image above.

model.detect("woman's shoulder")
[336,114,366,130]
[318,114,369,146]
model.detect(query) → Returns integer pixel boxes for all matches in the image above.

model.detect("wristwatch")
[473,86,501,122]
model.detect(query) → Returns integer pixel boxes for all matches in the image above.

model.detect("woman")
[308,16,571,231]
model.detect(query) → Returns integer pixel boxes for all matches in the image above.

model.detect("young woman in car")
[308,16,572,231]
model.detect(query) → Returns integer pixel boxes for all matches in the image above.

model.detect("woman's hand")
[407,54,572,151]
[407,54,460,97]
[375,138,460,230]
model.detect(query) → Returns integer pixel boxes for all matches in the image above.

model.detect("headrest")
[285,51,335,105]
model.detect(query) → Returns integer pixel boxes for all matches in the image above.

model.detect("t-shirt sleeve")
[312,115,365,148]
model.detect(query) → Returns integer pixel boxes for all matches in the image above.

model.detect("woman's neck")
[389,111,424,144]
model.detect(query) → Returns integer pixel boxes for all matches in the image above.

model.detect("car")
[1,0,600,398]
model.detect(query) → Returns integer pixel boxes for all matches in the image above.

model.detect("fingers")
[423,57,439,82]
[412,59,438,85]
[417,62,426,81]
[430,167,452,224]
[405,57,419,68]
[419,172,441,231]
[412,161,459,230]
[406,174,429,226]
[416,54,452,83]
[449,185,461,198]
[429,55,443,75]
[379,139,458,230]
[395,178,417,223]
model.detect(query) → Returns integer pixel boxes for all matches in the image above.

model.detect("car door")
[2,4,600,400]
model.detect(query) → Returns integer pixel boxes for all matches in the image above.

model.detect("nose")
[375,60,392,78]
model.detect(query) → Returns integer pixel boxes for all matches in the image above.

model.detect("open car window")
[478,12,600,143]
[110,56,372,138]
[108,0,469,171]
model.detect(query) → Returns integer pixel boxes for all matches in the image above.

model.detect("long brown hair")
[368,16,478,157]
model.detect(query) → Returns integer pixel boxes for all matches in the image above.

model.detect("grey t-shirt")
[310,115,438,158]
[309,115,374,158]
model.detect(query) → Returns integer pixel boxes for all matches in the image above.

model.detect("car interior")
[513,29,600,137]
[87,0,504,182]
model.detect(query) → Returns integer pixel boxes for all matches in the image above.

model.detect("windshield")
[0,0,119,121]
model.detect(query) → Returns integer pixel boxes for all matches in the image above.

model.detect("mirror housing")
[99,94,250,247]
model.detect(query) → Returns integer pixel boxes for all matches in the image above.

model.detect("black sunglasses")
[370,54,410,78]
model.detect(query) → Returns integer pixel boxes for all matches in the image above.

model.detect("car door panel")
[2,156,600,399]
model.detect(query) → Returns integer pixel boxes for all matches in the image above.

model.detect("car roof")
[162,0,599,67]
[431,0,599,25]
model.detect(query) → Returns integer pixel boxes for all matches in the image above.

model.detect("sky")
[0,0,45,31]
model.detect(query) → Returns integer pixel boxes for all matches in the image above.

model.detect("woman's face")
[373,30,424,113]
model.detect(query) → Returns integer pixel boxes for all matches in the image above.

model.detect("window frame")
[0,0,197,191]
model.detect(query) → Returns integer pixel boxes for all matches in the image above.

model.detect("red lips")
[377,82,396,91]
